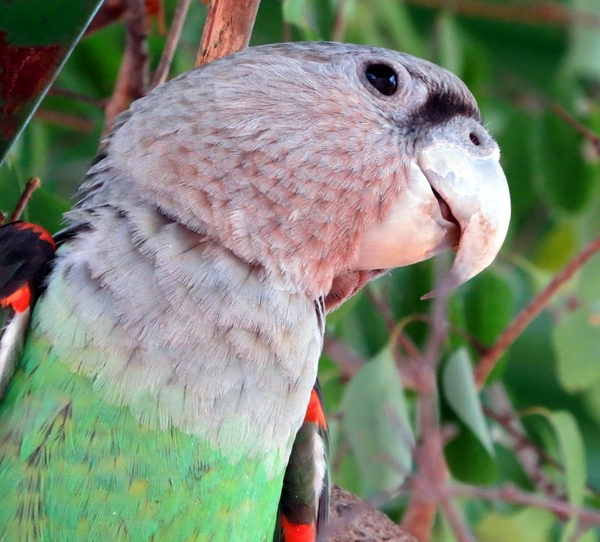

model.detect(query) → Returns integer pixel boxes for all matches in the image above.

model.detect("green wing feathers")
[0,332,283,541]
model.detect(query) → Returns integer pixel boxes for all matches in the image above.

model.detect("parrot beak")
[417,143,510,296]
[355,141,510,295]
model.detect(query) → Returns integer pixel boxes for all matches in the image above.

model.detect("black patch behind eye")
[407,87,481,129]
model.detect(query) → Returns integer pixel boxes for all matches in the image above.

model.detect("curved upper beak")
[354,139,510,295]
[418,143,510,295]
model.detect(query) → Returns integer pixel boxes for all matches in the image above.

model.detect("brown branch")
[86,0,127,35]
[404,0,600,27]
[323,336,365,381]
[402,271,454,541]
[364,286,421,359]
[47,87,106,109]
[282,21,292,43]
[365,285,396,331]
[485,383,564,498]
[9,178,41,222]
[33,109,95,133]
[485,384,600,503]
[103,51,134,134]
[103,0,149,134]
[552,104,600,156]
[452,484,600,527]
[401,428,445,540]
[332,0,349,42]
[126,0,150,99]
[196,0,261,67]
[327,486,417,541]
[439,496,477,542]
[475,232,600,387]
[151,0,193,87]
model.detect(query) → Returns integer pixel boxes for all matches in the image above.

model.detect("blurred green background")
[3,0,600,540]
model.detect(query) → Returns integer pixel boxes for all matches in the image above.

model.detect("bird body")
[0,226,319,540]
[0,42,510,541]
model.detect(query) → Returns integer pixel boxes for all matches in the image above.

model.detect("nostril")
[469,132,481,146]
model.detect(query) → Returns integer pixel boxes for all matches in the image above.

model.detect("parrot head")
[84,42,510,307]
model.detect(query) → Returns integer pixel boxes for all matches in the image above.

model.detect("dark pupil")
[366,64,398,96]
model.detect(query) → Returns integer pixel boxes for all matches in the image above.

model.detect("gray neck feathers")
[35,188,323,471]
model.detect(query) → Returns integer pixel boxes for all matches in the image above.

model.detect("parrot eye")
[365,64,398,96]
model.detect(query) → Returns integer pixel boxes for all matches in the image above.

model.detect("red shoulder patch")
[0,221,55,312]
[304,388,327,429]
[0,284,32,313]
[281,515,316,542]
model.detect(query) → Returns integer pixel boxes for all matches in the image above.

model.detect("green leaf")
[444,425,497,484]
[442,347,496,483]
[550,411,586,507]
[495,113,536,224]
[281,0,321,40]
[537,410,586,541]
[443,348,494,455]
[534,110,593,214]
[345,0,425,58]
[476,508,555,542]
[534,220,578,273]
[554,301,600,391]
[371,0,425,58]
[341,344,414,497]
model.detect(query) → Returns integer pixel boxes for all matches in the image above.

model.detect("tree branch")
[327,486,417,542]
[196,0,261,67]
[151,0,193,87]
[475,232,600,387]
[103,0,149,134]
[452,484,600,528]
[402,271,454,540]
[8,178,41,222]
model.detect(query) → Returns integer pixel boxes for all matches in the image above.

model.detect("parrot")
[0,42,510,541]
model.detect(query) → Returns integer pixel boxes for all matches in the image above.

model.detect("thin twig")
[402,270,454,540]
[33,109,95,133]
[365,286,421,359]
[395,313,488,358]
[452,484,600,527]
[9,178,41,222]
[365,286,397,332]
[47,87,106,109]
[126,0,150,98]
[196,0,261,67]
[552,104,600,155]
[282,21,292,42]
[103,0,149,134]
[421,273,453,371]
[323,336,366,381]
[151,0,193,87]
[332,0,348,42]
[485,383,564,498]
[439,497,477,542]
[86,0,127,35]
[475,232,600,387]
